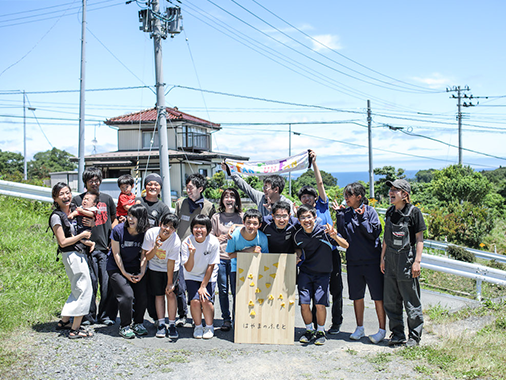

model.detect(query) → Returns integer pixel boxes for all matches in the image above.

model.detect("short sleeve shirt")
[136,196,171,227]
[142,227,181,272]
[387,204,426,245]
[181,234,220,282]
[106,223,145,273]
[226,228,269,272]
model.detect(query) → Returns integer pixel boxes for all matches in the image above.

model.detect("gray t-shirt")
[50,213,77,236]
[230,173,294,216]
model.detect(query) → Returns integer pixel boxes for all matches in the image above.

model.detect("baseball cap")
[385,179,411,194]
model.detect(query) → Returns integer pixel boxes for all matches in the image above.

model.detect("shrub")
[446,245,475,263]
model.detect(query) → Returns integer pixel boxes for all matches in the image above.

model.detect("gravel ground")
[9,321,437,380]
[7,276,475,379]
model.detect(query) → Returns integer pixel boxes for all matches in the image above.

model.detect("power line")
[231,0,437,94]
[249,0,442,95]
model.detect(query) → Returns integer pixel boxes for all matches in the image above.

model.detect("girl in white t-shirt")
[142,213,181,339]
[181,214,220,339]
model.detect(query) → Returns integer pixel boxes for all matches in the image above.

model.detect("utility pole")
[367,100,374,198]
[137,1,182,205]
[77,0,86,192]
[23,91,27,180]
[288,123,292,196]
[446,86,470,165]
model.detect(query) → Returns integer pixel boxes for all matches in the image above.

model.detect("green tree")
[27,148,77,180]
[431,164,491,205]
[373,166,406,200]
[292,169,337,196]
[427,201,492,248]
[415,169,436,183]
[0,150,24,176]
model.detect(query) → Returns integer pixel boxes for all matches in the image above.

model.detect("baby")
[68,192,98,253]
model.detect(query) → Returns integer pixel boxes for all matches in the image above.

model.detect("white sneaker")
[203,326,214,339]
[350,326,365,340]
[369,329,386,344]
[193,326,204,339]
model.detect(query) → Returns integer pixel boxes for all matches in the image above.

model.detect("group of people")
[50,149,425,347]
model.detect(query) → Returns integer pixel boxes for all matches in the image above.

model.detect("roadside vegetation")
[398,300,506,379]
[0,195,68,372]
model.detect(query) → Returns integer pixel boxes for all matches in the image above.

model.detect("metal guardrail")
[421,253,506,300]
[0,180,53,203]
[424,240,506,264]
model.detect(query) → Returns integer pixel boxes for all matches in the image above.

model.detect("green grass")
[399,300,506,379]
[0,196,69,332]
[0,196,70,374]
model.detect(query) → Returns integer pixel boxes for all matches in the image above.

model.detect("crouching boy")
[294,205,349,345]
[142,213,182,339]
[181,214,220,339]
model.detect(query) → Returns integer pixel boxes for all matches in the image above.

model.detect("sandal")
[68,327,94,339]
[56,319,72,330]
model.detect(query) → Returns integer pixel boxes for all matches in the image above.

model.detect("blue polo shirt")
[226,228,269,272]
[294,224,342,275]
[261,215,300,254]
[315,196,332,226]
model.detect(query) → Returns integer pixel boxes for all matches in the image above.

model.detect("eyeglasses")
[88,179,100,185]
[273,214,289,220]
[299,215,314,221]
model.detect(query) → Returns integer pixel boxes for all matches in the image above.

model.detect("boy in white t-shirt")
[181,214,220,339]
[142,213,181,339]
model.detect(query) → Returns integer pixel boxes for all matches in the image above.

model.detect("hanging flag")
[224,150,312,176]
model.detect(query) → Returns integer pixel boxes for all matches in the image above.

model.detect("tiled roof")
[73,150,249,162]
[105,107,221,130]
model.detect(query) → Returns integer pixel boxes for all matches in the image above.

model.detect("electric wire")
[86,27,155,94]
[249,0,442,94]
[231,0,438,94]
[0,0,78,78]
[180,1,420,110]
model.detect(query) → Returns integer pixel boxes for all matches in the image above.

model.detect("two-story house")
[78,106,248,197]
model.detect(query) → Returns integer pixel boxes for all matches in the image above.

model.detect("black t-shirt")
[73,192,116,252]
[261,215,300,254]
[293,224,340,274]
[386,204,426,245]
[106,223,145,273]
[135,196,171,227]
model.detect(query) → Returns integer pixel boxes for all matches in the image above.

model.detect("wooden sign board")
[234,252,296,345]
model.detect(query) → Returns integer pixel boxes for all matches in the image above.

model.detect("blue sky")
[1,0,505,174]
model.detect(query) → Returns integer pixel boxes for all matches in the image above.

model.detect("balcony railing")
[177,132,210,152]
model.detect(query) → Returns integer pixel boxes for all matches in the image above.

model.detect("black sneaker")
[221,320,232,332]
[156,324,167,338]
[299,330,316,344]
[328,324,340,335]
[406,338,419,348]
[388,334,406,346]
[168,324,179,339]
[314,331,326,345]
[175,316,187,327]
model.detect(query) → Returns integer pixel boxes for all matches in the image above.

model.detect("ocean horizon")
[289,169,420,187]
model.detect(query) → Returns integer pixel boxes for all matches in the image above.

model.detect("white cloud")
[309,34,342,52]
[412,73,452,89]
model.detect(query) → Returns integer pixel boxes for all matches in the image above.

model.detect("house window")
[199,168,208,177]
[142,131,159,149]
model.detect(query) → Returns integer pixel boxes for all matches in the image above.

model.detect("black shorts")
[149,268,180,296]
[186,280,216,304]
[347,263,384,301]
